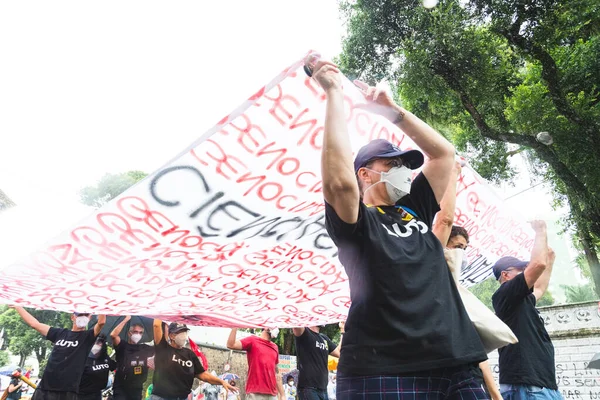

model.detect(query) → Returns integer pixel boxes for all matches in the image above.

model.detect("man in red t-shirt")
[227,328,284,400]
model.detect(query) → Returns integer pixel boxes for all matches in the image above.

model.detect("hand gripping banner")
[0,52,535,327]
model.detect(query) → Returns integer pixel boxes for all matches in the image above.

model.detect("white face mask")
[130,333,142,344]
[364,166,412,203]
[460,249,469,270]
[172,332,188,347]
[269,328,279,339]
[75,316,90,328]
[288,381,294,386]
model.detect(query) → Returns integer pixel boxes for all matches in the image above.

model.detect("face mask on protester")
[130,333,142,344]
[363,166,412,203]
[75,316,90,328]
[269,328,279,339]
[172,332,188,347]
[460,249,469,270]
[288,381,294,386]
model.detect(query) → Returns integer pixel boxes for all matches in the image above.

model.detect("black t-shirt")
[40,328,97,392]
[295,328,337,390]
[492,273,557,389]
[78,353,117,395]
[325,172,486,376]
[152,338,205,398]
[114,341,155,390]
[7,378,22,400]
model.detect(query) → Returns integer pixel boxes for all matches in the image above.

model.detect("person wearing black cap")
[151,319,237,400]
[78,335,117,400]
[111,315,155,400]
[12,307,105,400]
[310,60,488,399]
[491,221,559,399]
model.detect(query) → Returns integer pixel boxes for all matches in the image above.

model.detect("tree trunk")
[282,329,295,355]
[568,194,600,298]
[18,353,26,367]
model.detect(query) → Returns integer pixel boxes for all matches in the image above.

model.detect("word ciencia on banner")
[0,53,535,326]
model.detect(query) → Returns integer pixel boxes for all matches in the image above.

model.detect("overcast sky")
[0,1,571,279]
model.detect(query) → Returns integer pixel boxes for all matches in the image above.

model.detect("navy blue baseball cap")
[354,139,424,172]
[492,256,529,280]
[168,322,190,334]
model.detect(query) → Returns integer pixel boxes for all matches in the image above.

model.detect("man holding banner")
[492,223,560,399]
[12,307,105,400]
[226,328,284,400]
[310,59,488,399]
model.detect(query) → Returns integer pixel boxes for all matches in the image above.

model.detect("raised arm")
[432,161,461,245]
[524,221,549,290]
[93,314,106,337]
[226,328,243,350]
[396,110,455,202]
[153,319,164,345]
[313,61,360,224]
[534,247,555,300]
[354,80,455,202]
[110,315,131,346]
[13,307,50,337]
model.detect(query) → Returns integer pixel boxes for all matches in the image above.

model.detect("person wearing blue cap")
[12,307,105,400]
[491,221,559,399]
[309,60,488,399]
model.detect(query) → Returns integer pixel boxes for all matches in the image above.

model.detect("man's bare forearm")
[322,87,357,195]
[391,106,454,160]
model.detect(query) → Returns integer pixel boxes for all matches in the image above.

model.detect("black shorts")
[31,390,79,400]
[113,386,143,400]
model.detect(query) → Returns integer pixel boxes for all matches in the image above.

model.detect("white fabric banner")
[0,53,534,326]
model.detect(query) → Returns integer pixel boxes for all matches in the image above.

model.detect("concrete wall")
[196,343,250,397]
[487,301,600,400]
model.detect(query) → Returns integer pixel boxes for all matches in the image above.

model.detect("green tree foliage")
[0,350,10,367]
[0,306,72,372]
[339,0,600,296]
[560,283,598,303]
[79,170,148,207]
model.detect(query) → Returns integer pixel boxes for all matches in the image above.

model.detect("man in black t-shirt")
[307,59,487,399]
[110,316,155,400]
[13,307,105,400]
[78,336,117,400]
[151,319,237,400]
[292,325,341,400]
[492,221,560,400]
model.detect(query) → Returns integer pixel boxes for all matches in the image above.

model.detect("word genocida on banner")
[0,53,535,327]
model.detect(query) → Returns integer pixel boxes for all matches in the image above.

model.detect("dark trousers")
[336,365,490,400]
[298,388,329,400]
[31,390,79,400]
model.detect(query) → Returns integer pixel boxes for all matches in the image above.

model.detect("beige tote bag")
[445,248,518,353]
